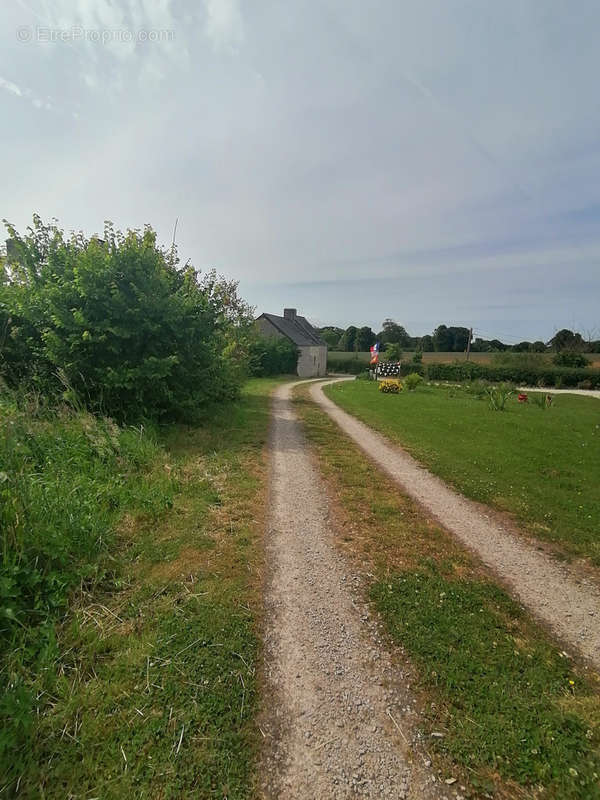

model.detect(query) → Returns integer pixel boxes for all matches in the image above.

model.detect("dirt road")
[260,382,443,800]
[311,378,600,669]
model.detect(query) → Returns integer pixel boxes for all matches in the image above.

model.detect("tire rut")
[311,378,600,670]
[260,382,445,800]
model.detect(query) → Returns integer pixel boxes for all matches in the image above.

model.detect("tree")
[418,334,434,352]
[355,326,376,351]
[379,319,411,348]
[548,329,585,352]
[338,325,358,352]
[318,326,344,349]
[433,325,453,351]
[531,341,546,352]
[512,341,533,352]
[448,326,470,352]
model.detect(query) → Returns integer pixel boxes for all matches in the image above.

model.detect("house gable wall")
[255,314,327,377]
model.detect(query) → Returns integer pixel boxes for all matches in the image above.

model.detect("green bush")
[552,351,591,368]
[1,217,252,422]
[404,372,424,391]
[425,361,600,389]
[248,335,298,376]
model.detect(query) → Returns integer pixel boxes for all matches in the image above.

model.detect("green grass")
[324,380,600,563]
[294,387,600,799]
[1,378,282,798]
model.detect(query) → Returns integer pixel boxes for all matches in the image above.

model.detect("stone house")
[255,308,328,377]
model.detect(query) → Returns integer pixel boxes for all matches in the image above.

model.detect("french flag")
[370,342,379,365]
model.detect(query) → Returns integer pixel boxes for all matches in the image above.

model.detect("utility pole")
[466,327,473,361]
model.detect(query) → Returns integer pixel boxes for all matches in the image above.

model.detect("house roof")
[258,312,327,347]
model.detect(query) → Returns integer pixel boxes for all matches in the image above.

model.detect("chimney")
[283,308,297,320]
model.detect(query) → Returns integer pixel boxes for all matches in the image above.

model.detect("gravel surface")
[518,386,600,399]
[260,382,449,800]
[312,378,600,669]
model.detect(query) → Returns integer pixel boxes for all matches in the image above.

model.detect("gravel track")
[311,378,600,669]
[260,382,446,800]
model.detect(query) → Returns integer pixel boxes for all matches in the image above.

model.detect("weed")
[486,382,514,410]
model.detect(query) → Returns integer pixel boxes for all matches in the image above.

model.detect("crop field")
[323,380,600,563]
[328,351,600,367]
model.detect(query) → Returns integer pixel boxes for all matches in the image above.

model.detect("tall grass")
[0,391,175,783]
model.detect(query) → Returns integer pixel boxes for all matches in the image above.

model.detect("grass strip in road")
[1,378,280,799]
[323,380,600,564]
[294,386,600,799]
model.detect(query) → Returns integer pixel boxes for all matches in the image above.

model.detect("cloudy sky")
[1,1,599,342]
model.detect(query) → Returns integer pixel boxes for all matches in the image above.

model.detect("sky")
[1,0,599,344]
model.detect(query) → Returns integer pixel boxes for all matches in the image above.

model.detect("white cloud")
[0,76,23,97]
[0,75,53,110]
[203,0,244,51]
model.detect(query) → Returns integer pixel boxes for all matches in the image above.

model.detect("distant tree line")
[319,319,600,354]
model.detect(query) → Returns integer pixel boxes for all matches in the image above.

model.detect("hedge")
[327,357,366,374]
[425,362,600,389]
[327,358,426,377]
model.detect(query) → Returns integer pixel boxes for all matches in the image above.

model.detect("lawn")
[1,378,281,799]
[294,386,600,799]
[323,380,600,563]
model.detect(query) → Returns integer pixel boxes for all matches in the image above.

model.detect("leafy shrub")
[412,350,423,365]
[248,335,298,376]
[577,379,593,390]
[355,370,371,381]
[486,382,514,411]
[1,217,252,422]
[552,351,591,368]
[404,372,424,391]
[379,379,401,394]
[384,342,402,361]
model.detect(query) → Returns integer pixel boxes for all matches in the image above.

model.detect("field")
[1,378,282,798]
[323,380,600,563]
[329,351,600,367]
[294,386,600,799]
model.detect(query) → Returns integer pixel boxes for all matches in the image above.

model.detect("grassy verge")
[323,380,600,563]
[1,378,281,798]
[294,385,600,799]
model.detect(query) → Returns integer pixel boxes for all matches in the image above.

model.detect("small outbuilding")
[256,308,327,377]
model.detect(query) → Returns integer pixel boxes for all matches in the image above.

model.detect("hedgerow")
[425,361,600,388]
